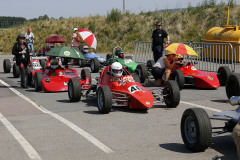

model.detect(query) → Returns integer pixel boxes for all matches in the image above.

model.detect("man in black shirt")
[12,34,30,88]
[152,22,170,62]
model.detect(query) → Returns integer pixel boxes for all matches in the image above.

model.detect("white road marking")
[0,79,113,154]
[180,101,222,112]
[0,112,42,160]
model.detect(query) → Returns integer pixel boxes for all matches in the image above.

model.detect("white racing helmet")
[50,59,58,69]
[111,62,123,77]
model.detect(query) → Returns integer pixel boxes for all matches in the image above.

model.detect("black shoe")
[21,85,28,88]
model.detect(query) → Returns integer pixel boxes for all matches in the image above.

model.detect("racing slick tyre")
[146,60,155,69]
[132,73,141,83]
[217,66,231,86]
[68,78,82,102]
[226,73,240,99]
[39,59,46,68]
[81,69,91,84]
[97,85,112,114]
[106,54,111,60]
[3,59,11,73]
[170,70,185,90]
[13,63,20,78]
[135,64,148,83]
[79,59,86,68]
[163,80,180,108]
[34,72,43,91]
[91,58,100,73]
[181,108,212,152]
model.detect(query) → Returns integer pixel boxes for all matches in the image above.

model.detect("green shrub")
[106,8,122,23]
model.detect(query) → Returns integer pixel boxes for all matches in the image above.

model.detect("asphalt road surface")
[0,55,238,160]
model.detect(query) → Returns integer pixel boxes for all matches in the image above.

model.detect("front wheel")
[135,64,148,83]
[181,108,212,152]
[146,60,155,69]
[170,70,185,90]
[81,69,91,84]
[3,59,11,73]
[13,63,20,78]
[97,86,112,114]
[163,80,180,108]
[226,73,240,99]
[34,72,43,91]
[217,66,231,86]
[68,78,82,102]
[91,58,100,73]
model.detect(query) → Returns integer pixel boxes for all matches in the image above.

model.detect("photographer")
[12,34,30,88]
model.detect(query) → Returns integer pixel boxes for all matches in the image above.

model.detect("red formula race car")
[147,60,231,90]
[68,65,180,114]
[28,56,91,92]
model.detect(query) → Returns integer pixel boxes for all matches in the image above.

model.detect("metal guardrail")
[134,41,239,73]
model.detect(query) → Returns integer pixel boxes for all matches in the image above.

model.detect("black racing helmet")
[115,49,124,58]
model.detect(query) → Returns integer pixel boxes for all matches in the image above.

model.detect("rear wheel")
[135,64,148,83]
[226,73,240,99]
[81,69,91,84]
[13,63,20,78]
[97,86,112,114]
[181,108,212,152]
[217,66,231,86]
[91,58,100,73]
[39,59,46,68]
[34,72,43,91]
[170,70,185,90]
[3,59,11,73]
[79,59,86,67]
[68,78,82,102]
[163,80,180,108]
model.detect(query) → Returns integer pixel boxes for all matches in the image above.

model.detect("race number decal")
[128,85,142,93]
[124,59,133,64]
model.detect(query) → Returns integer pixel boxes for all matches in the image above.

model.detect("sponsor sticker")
[64,51,71,56]
[207,76,213,80]
[191,66,197,70]
[124,59,133,64]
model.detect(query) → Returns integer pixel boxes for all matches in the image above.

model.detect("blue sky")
[0,0,236,19]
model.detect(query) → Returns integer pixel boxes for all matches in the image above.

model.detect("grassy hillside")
[0,1,239,54]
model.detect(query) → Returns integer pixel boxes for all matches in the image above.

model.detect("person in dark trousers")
[152,21,170,62]
[12,34,30,88]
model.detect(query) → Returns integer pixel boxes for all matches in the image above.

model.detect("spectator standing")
[12,34,30,88]
[71,28,84,51]
[152,22,170,62]
[25,28,35,52]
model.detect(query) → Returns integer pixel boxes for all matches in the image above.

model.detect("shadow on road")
[160,135,237,159]
[210,99,228,103]
[159,143,191,153]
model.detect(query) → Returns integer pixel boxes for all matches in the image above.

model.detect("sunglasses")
[157,25,162,26]
[83,48,89,50]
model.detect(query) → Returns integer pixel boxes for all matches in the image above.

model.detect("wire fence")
[134,41,240,73]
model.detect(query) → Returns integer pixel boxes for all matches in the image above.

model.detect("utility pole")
[123,0,125,14]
